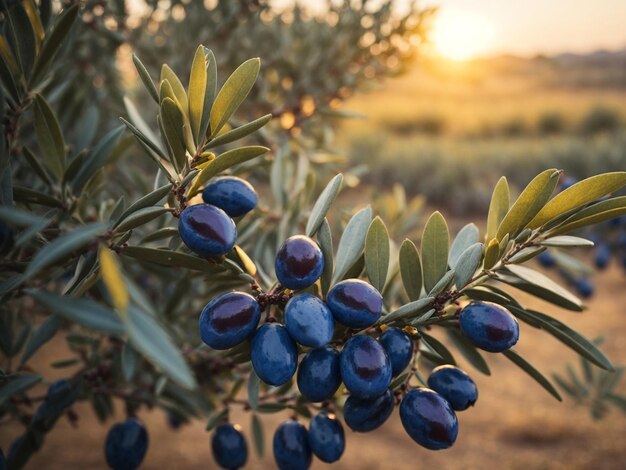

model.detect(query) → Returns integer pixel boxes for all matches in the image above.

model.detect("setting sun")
[432,9,496,61]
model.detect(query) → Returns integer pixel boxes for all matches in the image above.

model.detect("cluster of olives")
[178,176,258,257]
[194,228,520,467]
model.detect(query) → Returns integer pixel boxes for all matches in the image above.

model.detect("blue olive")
[327,279,382,328]
[400,388,458,450]
[379,327,414,376]
[212,423,248,470]
[202,176,258,217]
[105,418,149,470]
[297,346,341,402]
[251,323,298,386]
[199,292,261,350]
[459,301,519,353]
[537,250,555,268]
[427,365,478,411]
[179,203,237,257]
[574,277,594,298]
[275,235,324,290]
[340,335,391,399]
[308,412,345,463]
[284,294,334,347]
[343,389,394,432]
[594,244,611,270]
[273,420,312,470]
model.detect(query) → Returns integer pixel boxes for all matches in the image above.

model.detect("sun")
[431,9,496,61]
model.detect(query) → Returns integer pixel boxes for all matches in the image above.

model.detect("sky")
[424,0,626,56]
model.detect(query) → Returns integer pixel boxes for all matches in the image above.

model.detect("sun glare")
[432,10,496,61]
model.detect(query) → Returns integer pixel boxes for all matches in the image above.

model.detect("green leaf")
[421,212,449,293]
[428,270,455,296]
[503,349,562,401]
[125,306,196,389]
[5,2,36,79]
[161,64,189,116]
[399,239,422,301]
[420,332,456,365]
[248,370,260,410]
[132,54,159,102]
[529,172,626,228]
[114,207,170,233]
[207,114,271,149]
[383,297,434,324]
[496,169,560,240]
[0,374,41,406]
[486,177,509,241]
[20,315,62,365]
[122,343,138,382]
[0,53,20,103]
[27,290,125,335]
[447,329,491,375]
[33,94,65,179]
[454,243,484,289]
[140,227,178,243]
[548,196,626,236]
[210,58,260,137]
[507,246,546,264]
[540,236,594,247]
[30,4,79,85]
[317,218,334,297]
[160,97,188,173]
[72,126,125,192]
[514,308,613,370]
[206,409,229,431]
[116,183,172,223]
[13,186,62,207]
[306,173,343,237]
[186,146,269,197]
[483,238,500,270]
[23,146,53,187]
[0,206,47,227]
[121,246,224,273]
[188,45,208,144]
[251,413,265,457]
[25,222,107,279]
[449,223,480,269]
[332,206,373,284]
[504,264,583,311]
[365,216,390,292]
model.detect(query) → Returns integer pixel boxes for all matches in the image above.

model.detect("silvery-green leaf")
[132,54,159,102]
[317,218,333,297]
[207,114,272,149]
[420,332,456,365]
[449,223,479,269]
[383,297,434,324]
[447,329,491,375]
[503,349,562,401]
[454,243,484,289]
[26,289,124,335]
[116,184,172,223]
[365,216,390,292]
[306,174,343,236]
[125,306,196,390]
[421,212,449,293]
[428,269,455,296]
[252,413,265,457]
[332,206,373,284]
[399,239,422,301]
[486,176,509,241]
[540,236,594,247]
[114,207,170,233]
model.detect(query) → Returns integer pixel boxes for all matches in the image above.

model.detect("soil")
[1,266,625,470]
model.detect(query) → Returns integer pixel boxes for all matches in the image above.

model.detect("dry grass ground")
[2,262,625,469]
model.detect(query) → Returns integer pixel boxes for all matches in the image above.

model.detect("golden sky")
[425,0,626,58]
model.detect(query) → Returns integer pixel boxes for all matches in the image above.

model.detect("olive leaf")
[365,216,390,292]
[399,239,422,301]
[421,212,449,293]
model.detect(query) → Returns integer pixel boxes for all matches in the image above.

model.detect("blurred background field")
[338,52,626,214]
[3,0,626,468]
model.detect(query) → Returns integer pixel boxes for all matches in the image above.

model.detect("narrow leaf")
[503,349,562,401]
[210,58,260,136]
[207,114,271,149]
[317,218,334,297]
[188,45,207,144]
[529,172,626,228]
[33,94,65,179]
[399,239,422,301]
[306,173,343,236]
[447,329,491,375]
[487,176,509,241]
[421,212,449,293]
[454,243,484,289]
[383,297,434,324]
[496,169,560,240]
[365,216,390,292]
[332,206,373,283]
[449,223,479,269]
